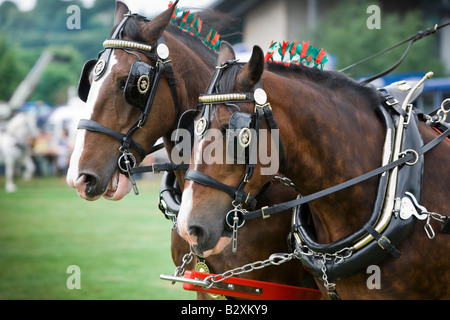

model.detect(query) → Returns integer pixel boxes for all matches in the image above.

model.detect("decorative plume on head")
[168,1,220,51]
[265,40,328,70]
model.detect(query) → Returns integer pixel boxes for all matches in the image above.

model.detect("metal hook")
[117,151,139,195]
[424,216,436,239]
[225,205,246,254]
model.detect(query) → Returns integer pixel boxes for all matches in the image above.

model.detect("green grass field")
[0,176,196,300]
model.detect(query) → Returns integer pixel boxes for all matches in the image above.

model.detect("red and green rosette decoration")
[169,3,220,52]
[266,40,328,70]
[204,28,220,51]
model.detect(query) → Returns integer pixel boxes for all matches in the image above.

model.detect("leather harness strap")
[244,127,450,221]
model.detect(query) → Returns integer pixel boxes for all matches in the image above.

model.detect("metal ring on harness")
[437,98,450,122]
[399,149,419,166]
[225,208,245,229]
[117,152,137,173]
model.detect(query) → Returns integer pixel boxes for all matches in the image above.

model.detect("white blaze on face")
[177,134,205,246]
[177,180,195,244]
[66,53,118,189]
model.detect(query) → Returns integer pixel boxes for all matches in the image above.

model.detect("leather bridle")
[184,59,283,231]
[76,12,180,194]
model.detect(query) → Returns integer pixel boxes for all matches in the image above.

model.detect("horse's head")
[67,1,181,201]
[177,44,281,257]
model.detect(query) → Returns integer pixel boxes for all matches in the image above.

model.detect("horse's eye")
[117,77,127,91]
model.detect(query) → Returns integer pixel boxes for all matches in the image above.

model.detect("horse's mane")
[267,62,382,109]
[116,12,380,109]
[116,13,218,68]
[166,24,218,68]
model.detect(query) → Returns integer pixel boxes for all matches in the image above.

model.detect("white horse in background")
[0,112,38,192]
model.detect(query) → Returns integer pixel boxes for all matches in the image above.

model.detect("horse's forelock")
[217,63,242,93]
[117,15,148,43]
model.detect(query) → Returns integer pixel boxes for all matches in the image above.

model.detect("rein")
[76,12,180,195]
[243,126,450,221]
[339,21,450,84]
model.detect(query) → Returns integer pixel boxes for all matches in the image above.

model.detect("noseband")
[76,12,180,194]
[184,60,282,242]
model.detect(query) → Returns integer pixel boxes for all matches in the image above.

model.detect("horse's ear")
[141,0,179,43]
[236,46,265,91]
[218,41,236,64]
[113,1,130,26]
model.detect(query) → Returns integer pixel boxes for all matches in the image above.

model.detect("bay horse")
[0,112,37,192]
[66,1,311,299]
[177,43,450,299]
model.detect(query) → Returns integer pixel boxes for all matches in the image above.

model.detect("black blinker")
[77,59,98,103]
[123,60,155,110]
[226,111,254,162]
[174,109,201,154]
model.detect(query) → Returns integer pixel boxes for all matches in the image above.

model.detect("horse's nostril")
[78,172,100,196]
[189,225,207,246]
[83,173,96,184]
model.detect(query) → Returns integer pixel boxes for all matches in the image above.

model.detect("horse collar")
[289,76,450,298]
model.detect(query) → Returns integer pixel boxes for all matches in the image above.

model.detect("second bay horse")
[177,43,450,299]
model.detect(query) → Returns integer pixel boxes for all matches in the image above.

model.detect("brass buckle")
[377,236,390,250]
[244,193,252,205]
[152,163,160,174]
[261,206,270,219]
[254,103,271,114]
[385,98,398,106]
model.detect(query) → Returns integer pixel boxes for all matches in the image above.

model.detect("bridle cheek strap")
[120,60,164,152]
[120,35,180,154]
[78,32,180,157]
[77,57,177,163]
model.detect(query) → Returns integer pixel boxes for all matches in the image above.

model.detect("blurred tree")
[0,1,21,31]
[311,0,445,78]
[30,44,84,105]
[0,34,23,101]
[0,0,116,105]
[74,0,114,60]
